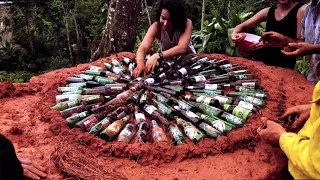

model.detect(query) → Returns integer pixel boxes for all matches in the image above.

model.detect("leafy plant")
[0,42,26,72]
[192,11,258,56]
[295,56,309,77]
[0,71,35,83]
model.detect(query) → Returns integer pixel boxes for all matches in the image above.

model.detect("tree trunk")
[91,0,141,61]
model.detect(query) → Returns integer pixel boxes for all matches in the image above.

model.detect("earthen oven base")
[0,52,314,179]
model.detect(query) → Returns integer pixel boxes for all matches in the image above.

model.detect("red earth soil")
[0,52,314,180]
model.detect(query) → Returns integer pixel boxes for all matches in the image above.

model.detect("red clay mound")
[0,52,314,180]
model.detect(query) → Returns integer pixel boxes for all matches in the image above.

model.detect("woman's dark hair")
[156,0,187,33]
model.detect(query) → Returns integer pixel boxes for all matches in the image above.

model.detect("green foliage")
[133,29,160,54]
[295,56,309,77]
[0,71,35,83]
[192,11,263,56]
[0,42,26,72]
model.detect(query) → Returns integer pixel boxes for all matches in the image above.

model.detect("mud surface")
[0,52,314,179]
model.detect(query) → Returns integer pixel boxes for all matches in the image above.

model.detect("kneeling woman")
[133,0,195,78]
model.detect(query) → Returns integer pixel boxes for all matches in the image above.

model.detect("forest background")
[0,0,309,82]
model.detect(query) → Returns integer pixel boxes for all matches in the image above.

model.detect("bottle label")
[220,64,232,69]
[214,95,229,105]
[83,116,98,130]
[238,101,254,110]
[225,114,243,125]
[205,84,218,90]
[233,106,251,120]
[77,74,94,80]
[196,96,212,104]
[119,128,132,137]
[255,93,265,98]
[237,74,248,80]
[145,78,155,84]
[67,101,78,108]
[178,101,191,110]
[156,94,168,103]
[82,95,100,101]
[178,68,188,75]
[145,105,157,115]
[199,123,219,136]
[184,126,197,140]
[159,73,166,80]
[173,105,181,111]
[108,122,121,133]
[242,82,255,87]
[113,67,121,74]
[169,126,183,139]
[186,110,199,118]
[185,95,192,101]
[212,120,226,133]
[194,75,206,82]
[193,65,202,70]
[170,80,183,85]
[90,65,103,72]
[153,131,166,142]
[68,82,86,87]
[135,113,146,121]
[242,96,262,105]
[186,86,194,89]
[58,87,80,92]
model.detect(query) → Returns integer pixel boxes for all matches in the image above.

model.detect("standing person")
[258,80,320,178]
[0,134,47,180]
[261,0,320,84]
[132,0,196,78]
[231,0,306,69]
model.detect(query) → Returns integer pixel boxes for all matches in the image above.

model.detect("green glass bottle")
[238,95,266,108]
[168,124,186,146]
[235,86,256,92]
[227,91,268,99]
[66,111,91,128]
[197,69,218,76]
[152,92,170,104]
[220,112,245,126]
[189,89,223,95]
[62,90,83,95]
[182,95,220,107]
[94,76,115,85]
[127,90,143,104]
[152,99,177,120]
[51,99,80,111]
[89,116,112,135]
[74,74,95,81]
[188,102,223,118]
[198,122,220,139]
[223,104,252,121]
[196,112,233,134]
[212,95,233,106]
[58,87,83,93]
[176,117,206,143]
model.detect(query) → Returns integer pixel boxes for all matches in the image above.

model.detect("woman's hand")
[133,63,145,78]
[260,31,288,48]
[145,53,160,75]
[231,33,245,43]
[19,158,47,180]
[280,104,311,130]
[248,41,266,51]
[282,42,315,57]
[258,120,287,147]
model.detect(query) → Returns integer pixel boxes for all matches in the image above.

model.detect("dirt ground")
[0,52,315,180]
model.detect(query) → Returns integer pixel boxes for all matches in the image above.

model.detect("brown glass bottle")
[75,113,106,132]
